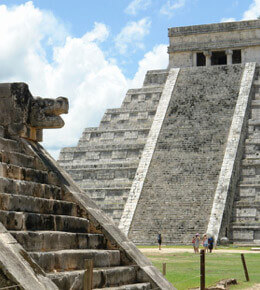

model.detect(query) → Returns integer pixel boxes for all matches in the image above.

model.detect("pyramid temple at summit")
[59,19,260,246]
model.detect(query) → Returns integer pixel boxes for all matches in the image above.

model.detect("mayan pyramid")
[59,20,260,246]
[0,83,174,289]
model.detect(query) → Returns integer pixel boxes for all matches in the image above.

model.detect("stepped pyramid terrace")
[59,19,260,246]
[0,83,174,289]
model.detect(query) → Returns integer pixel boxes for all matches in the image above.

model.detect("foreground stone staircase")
[0,82,174,289]
[59,70,168,224]
[0,130,152,289]
[232,66,260,244]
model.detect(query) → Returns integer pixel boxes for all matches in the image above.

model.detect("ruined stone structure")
[59,20,260,245]
[0,83,174,289]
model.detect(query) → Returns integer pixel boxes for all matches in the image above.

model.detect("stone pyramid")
[59,20,260,246]
[0,83,174,289]
[58,62,260,246]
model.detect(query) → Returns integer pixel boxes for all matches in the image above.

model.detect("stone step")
[0,150,45,170]
[99,202,126,210]
[245,137,260,144]
[60,143,144,153]
[0,162,60,186]
[254,92,260,100]
[100,109,156,124]
[238,185,257,199]
[143,69,168,86]
[232,230,259,243]
[121,102,159,111]
[248,119,260,127]
[29,249,121,272]
[10,231,105,252]
[85,187,131,199]
[242,159,260,166]
[60,161,139,170]
[232,221,260,229]
[93,283,151,290]
[78,179,133,189]
[67,167,137,182]
[99,119,153,130]
[125,86,163,95]
[244,146,260,155]
[48,266,137,290]
[0,177,64,200]
[121,92,161,108]
[0,150,33,169]
[233,206,257,218]
[0,137,20,152]
[253,79,260,86]
[234,200,260,208]
[78,138,148,147]
[0,210,89,232]
[248,131,260,139]
[0,193,79,216]
[243,154,260,160]
[105,108,157,115]
[240,176,260,184]
[122,87,162,106]
[81,127,150,140]
[241,167,256,177]
[251,100,260,108]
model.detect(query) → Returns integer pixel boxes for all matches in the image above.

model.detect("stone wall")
[128,65,244,244]
[168,20,260,67]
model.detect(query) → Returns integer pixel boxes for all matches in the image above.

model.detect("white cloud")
[125,0,151,15]
[221,17,236,23]
[83,22,109,42]
[243,0,260,20]
[130,44,168,88]
[114,18,151,54]
[0,2,168,159]
[0,2,128,159]
[160,0,186,17]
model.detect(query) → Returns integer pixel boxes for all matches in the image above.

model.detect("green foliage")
[143,251,260,289]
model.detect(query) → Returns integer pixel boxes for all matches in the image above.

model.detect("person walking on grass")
[202,234,208,253]
[194,233,200,253]
[192,236,196,253]
[208,236,214,253]
[157,233,162,250]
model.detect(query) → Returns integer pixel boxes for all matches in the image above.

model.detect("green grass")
[141,251,260,289]
[137,245,256,250]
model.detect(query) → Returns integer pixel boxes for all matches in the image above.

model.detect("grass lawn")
[141,250,260,289]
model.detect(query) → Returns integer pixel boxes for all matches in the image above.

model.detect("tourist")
[194,233,200,253]
[208,236,214,253]
[157,233,162,250]
[192,236,196,253]
[202,234,208,253]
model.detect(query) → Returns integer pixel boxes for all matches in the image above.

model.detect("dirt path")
[244,285,260,289]
[139,247,260,254]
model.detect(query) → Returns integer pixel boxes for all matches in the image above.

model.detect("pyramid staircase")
[58,70,168,224]
[0,82,174,289]
[232,65,260,244]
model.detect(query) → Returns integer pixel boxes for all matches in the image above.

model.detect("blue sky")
[0,0,258,158]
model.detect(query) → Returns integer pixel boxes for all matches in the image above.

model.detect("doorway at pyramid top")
[212,51,227,65]
[195,49,241,67]
[211,50,241,66]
